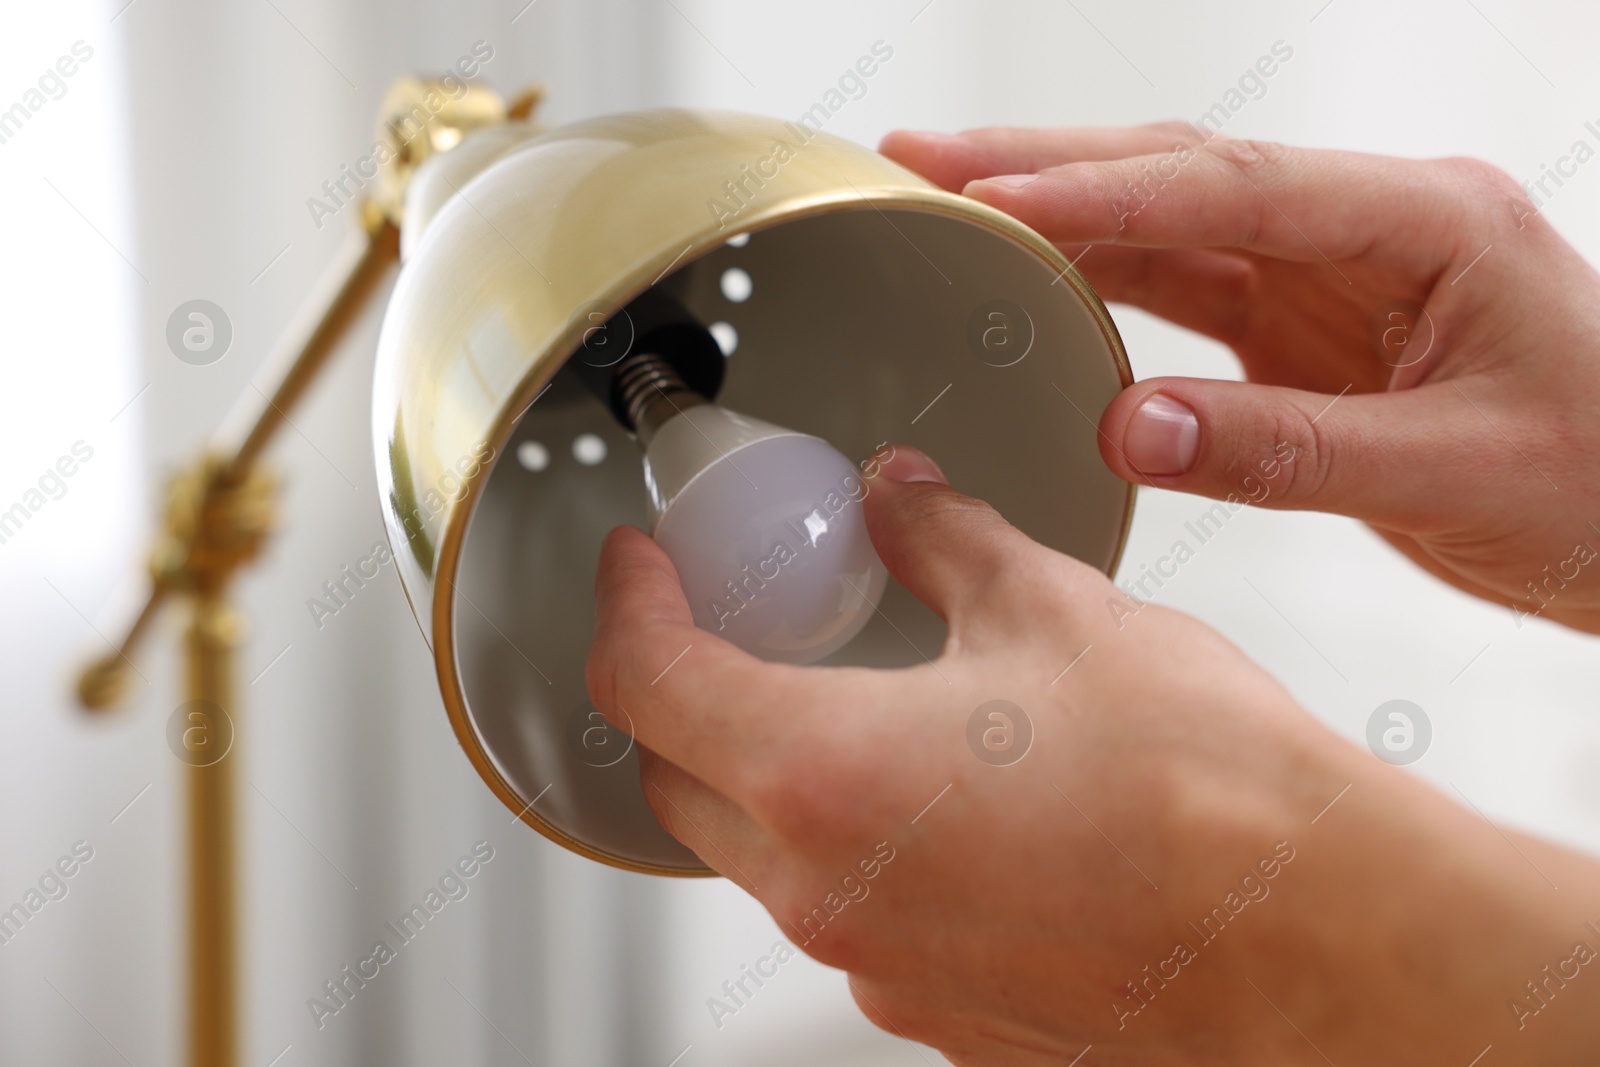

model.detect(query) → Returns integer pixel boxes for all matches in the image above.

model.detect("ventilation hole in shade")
[719,267,753,303]
[708,321,738,356]
[572,433,608,466]
[516,440,550,472]
[726,232,750,248]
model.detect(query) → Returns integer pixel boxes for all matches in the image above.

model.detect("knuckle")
[1143,118,1204,146]
[901,484,1002,528]
[877,487,1017,584]
[1203,135,1290,175]
[904,487,1012,557]
[1198,139,1287,247]
[1269,403,1334,503]
[1444,155,1522,200]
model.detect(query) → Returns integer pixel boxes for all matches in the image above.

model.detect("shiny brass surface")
[76,585,165,708]
[505,85,545,121]
[79,220,400,711]
[72,74,496,1067]
[371,108,1136,875]
[76,452,272,1067]
[72,85,1134,1066]
[75,453,277,712]
[219,218,400,480]
[372,78,510,227]
[158,458,278,584]
[185,582,241,1067]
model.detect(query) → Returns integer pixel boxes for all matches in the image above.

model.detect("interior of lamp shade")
[452,206,1132,872]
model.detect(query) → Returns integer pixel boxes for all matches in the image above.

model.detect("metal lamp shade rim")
[376,110,1135,875]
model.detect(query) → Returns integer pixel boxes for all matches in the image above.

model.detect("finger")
[637,748,771,892]
[1061,243,1255,346]
[1097,378,1501,529]
[862,446,1101,644]
[587,525,810,796]
[879,121,1207,192]
[963,140,1471,264]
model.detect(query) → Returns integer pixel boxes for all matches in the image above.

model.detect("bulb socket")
[614,351,707,445]
[564,287,725,437]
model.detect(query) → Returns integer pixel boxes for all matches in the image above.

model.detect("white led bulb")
[642,404,888,664]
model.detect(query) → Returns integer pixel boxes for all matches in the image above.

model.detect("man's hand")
[881,124,1600,633]
[588,448,1600,1065]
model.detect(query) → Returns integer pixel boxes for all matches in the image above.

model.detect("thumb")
[1098,378,1475,526]
[862,445,1092,634]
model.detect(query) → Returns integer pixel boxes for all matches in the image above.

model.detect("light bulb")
[616,354,887,664]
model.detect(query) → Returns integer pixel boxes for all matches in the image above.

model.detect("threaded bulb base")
[614,351,706,444]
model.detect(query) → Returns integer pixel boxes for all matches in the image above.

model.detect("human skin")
[881,123,1600,632]
[587,130,1600,1064]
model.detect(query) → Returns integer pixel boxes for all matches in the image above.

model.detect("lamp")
[78,78,1133,1065]
[377,105,1135,874]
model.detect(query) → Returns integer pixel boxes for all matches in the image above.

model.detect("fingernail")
[978,174,1040,189]
[877,446,948,485]
[1124,394,1199,475]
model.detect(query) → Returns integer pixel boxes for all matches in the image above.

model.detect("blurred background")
[3,0,1599,1063]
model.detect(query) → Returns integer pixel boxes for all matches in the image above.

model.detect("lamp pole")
[80,216,400,1066]
[74,80,536,1066]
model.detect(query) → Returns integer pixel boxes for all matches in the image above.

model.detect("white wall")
[2,1,1596,1065]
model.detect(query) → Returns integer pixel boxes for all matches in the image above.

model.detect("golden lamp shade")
[371,108,1134,875]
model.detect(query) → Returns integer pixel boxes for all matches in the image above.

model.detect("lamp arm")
[217,208,400,480]
[76,208,401,710]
